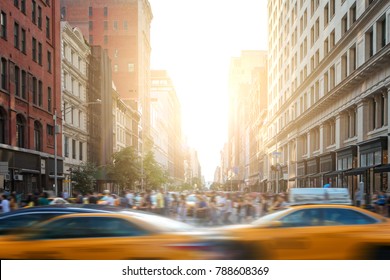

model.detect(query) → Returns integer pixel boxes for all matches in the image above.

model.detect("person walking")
[0,194,10,213]
[177,194,187,222]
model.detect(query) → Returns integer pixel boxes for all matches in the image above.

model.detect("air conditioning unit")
[14,175,23,181]
[4,174,10,181]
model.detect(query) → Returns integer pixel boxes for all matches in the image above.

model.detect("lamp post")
[53,110,58,197]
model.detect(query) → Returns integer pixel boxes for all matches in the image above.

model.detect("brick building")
[0,0,62,194]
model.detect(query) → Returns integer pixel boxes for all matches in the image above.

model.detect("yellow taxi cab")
[222,188,390,260]
[0,212,239,260]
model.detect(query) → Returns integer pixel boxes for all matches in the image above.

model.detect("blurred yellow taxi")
[0,212,240,260]
[222,189,390,260]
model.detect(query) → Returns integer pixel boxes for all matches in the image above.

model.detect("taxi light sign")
[288,188,352,205]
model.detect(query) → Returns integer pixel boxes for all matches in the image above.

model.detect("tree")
[107,146,140,190]
[142,151,169,189]
[72,162,97,194]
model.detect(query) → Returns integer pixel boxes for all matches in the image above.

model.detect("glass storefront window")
[374,151,382,165]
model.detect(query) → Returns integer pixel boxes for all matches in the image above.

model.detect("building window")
[34,121,42,151]
[329,65,335,90]
[341,13,348,36]
[32,0,36,24]
[21,0,26,14]
[15,66,20,97]
[349,44,356,73]
[330,0,335,18]
[37,6,42,29]
[341,52,347,80]
[14,22,19,49]
[330,29,335,51]
[32,37,37,61]
[79,142,83,161]
[377,16,387,50]
[104,7,108,17]
[38,42,42,65]
[60,7,66,19]
[72,139,76,159]
[114,64,118,72]
[113,21,118,30]
[0,11,6,39]
[32,77,37,104]
[14,0,19,8]
[324,3,329,27]
[64,136,69,157]
[89,7,93,17]
[38,80,42,106]
[0,109,6,144]
[349,3,356,26]
[46,17,50,39]
[47,87,52,112]
[324,38,329,56]
[16,114,25,148]
[47,51,52,73]
[366,27,374,59]
[21,28,26,53]
[347,109,357,138]
[1,58,7,90]
[21,70,26,99]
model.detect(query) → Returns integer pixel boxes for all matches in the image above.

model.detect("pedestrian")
[208,196,218,225]
[156,188,165,215]
[376,191,387,216]
[177,194,187,222]
[196,196,209,225]
[125,190,134,209]
[223,193,233,224]
[9,192,18,211]
[0,194,10,213]
[170,193,179,218]
[37,192,50,206]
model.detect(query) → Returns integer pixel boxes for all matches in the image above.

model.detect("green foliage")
[142,151,169,189]
[72,162,97,194]
[108,146,141,190]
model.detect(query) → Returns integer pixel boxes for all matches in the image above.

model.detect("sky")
[149,0,269,182]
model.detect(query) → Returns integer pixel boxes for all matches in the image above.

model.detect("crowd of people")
[1,189,389,223]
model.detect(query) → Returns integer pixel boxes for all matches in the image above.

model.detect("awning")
[344,166,372,176]
[288,177,296,181]
[20,169,40,174]
[324,169,351,177]
[49,175,65,179]
[374,164,390,173]
[308,171,330,178]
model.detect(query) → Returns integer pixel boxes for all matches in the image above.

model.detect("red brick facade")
[0,0,62,193]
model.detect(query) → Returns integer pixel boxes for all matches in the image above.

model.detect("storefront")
[296,160,307,188]
[0,146,63,195]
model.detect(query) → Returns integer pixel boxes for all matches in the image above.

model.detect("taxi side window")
[0,213,61,233]
[279,209,322,227]
[36,217,148,239]
[322,209,377,225]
